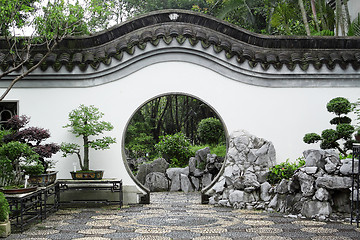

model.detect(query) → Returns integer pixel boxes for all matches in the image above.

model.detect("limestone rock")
[314,188,329,201]
[301,200,332,218]
[180,174,194,193]
[275,179,289,194]
[136,158,169,184]
[202,173,213,188]
[260,182,272,201]
[315,175,352,189]
[340,158,358,176]
[229,190,244,204]
[144,172,169,192]
[293,170,315,196]
[190,176,200,191]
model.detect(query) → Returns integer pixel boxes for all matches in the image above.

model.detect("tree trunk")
[311,0,320,32]
[83,136,89,171]
[299,0,311,36]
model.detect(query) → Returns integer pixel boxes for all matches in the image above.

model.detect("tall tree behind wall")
[125,95,221,158]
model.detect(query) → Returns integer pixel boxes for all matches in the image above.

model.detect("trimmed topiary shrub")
[303,97,355,155]
[197,117,224,145]
[155,132,193,167]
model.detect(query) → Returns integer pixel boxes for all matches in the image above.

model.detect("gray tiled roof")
[1,10,360,72]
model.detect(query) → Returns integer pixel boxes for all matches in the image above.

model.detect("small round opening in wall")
[122,93,228,194]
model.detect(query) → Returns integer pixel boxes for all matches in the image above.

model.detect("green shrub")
[267,158,305,185]
[303,97,355,155]
[190,144,227,158]
[0,192,9,222]
[155,132,194,167]
[197,117,224,145]
[22,164,45,176]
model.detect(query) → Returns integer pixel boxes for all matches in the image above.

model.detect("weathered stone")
[304,167,317,174]
[188,157,197,175]
[243,171,260,189]
[314,188,329,201]
[193,168,204,177]
[315,175,352,189]
[202,173,212,187]
[180,174,194,193]
[150,158,169,173]
[212,178,225,193]
[256,170,269,184]
[324,162,337,174]
[166,168,181,191]
[275,179,289,194]
[303,150,326,169]
[229,190,244,204]
[195,147,210,168]
[136,158,169,184]
[190,176,200,191]
[144,172,169,192]
[340,158,359,176]
[301,200,332,218]
[260,182,272,201]
[293,170,315,196]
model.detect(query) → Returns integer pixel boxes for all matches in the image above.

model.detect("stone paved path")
[6,191,360,239]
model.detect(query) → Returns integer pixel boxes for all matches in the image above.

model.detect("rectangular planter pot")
[28,171,58,187]
[0,221,11,238]
[70,170,104,180]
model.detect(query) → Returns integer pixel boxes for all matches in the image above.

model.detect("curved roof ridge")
[1,9,360,72]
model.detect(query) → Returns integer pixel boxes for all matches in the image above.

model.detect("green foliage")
[327,97,352,117]
[0,192,10,222]
[303,97,355,155]
[190,144,227,158]
[124,94,221,159]
[197,117,224,145]
[22,164,44,176]
[61,104,116,171]
[348,12,360,36]
[0,140,40,186]
[303,133,321,144]
[267,158,305,185]
[155,132,193,168]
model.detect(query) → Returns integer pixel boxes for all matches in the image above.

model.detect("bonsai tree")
[2,115,60,174]
[61,105,116,171]
[0,140,40,187]
[303,97,355,155]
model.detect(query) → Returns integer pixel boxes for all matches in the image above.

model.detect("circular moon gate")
[121,92,229,203]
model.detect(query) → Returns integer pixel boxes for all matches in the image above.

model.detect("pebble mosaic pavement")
[7,192,360,240]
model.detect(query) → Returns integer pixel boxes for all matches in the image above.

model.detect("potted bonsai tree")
[61,104,116,180]
[0,139,41,193]
[0,192,10,238]
[2,115,60,186]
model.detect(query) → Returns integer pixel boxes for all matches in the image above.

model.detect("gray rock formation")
[144,172,169,192]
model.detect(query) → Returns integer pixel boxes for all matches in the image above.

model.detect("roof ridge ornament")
[169,13,179,21]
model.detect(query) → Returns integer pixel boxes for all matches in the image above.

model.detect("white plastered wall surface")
[2,60,360,186]
[1,10,360,203]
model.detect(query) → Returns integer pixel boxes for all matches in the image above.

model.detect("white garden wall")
[2,60,359,201]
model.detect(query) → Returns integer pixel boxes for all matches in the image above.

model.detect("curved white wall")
[4,61,359,189]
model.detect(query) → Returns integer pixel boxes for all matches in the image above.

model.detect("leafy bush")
[303,97,355,155]
[267,158,305,185]
[22,164,45,176]
[0,192,9,222]
[155,132,193,167]
[197,117,224,145]
[190,144,227,158]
